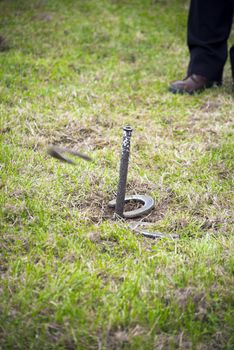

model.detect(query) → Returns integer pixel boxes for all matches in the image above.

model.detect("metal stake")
[115,125,133,218]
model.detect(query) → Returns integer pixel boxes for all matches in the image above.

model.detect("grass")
[0,0,234,349]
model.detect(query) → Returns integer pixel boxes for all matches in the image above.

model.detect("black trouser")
[187,0,234,82]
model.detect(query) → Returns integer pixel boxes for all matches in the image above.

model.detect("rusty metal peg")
[115,125,133,218]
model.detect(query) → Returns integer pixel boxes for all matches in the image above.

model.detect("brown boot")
[169,74,217,94]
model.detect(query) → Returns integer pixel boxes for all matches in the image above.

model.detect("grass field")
[0,0,234,349]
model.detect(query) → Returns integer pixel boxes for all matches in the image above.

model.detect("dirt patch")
[63,340,76,350]
[53,123,96,146]
[23,116,117,153]
[200,218,222,231]
[199,100,222,112]
[140,191,173,223]
[0,256,8,274]
[67,189,113,224]
[0,126,11,134]
[2,203,27,224]
[174,287,208,321]
[154,333,192,350]
[127,177,158,194]
[34,12,53,21]
[0,234,30,253]
[123,199,143,212]
[87,231,101,243]
[77,195,164,224]
[46,323,63,342]
[48,120,114,153]
[0,35,10,52]
[106,330,128,350]
[67,183,170,225]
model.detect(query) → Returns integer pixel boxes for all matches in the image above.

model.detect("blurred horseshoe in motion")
[47,145,92,164]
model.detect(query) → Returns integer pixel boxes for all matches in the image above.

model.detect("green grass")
[0,0,234,349]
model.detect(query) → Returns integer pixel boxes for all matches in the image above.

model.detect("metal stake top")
[123,125,133,133]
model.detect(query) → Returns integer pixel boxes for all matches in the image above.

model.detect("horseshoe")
[128,221,179,239]
[108,194,155,219]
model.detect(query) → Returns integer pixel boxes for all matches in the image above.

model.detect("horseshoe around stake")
[108,194,155,219]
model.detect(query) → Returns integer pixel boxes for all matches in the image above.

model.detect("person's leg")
[169,0,234,94]
[187,0,234,82]
[230,44,234,81]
